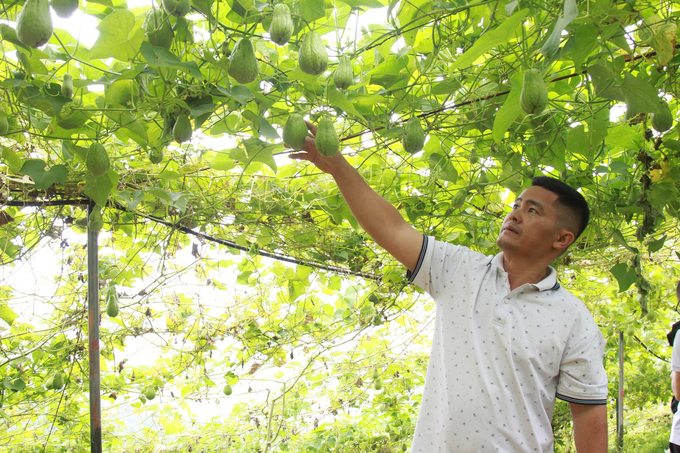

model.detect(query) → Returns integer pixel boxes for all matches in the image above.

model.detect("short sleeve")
[406,236,491,302]
[556,329,608,405]
[672,331,680,372]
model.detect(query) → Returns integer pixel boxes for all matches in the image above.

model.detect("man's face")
[496,186,562,258]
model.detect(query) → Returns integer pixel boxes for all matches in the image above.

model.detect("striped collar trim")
[487,253,560,291]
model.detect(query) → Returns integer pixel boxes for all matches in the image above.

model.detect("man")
[290,121,608,452]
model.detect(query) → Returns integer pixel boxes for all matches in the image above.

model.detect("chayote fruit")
[61,73,73,98]
[88,208,104,232]
[143,9,174,49]
[282,113,308,150]
[315,117,339,157]
[651,100,673,133]
[520,68,549,115]
[298,32,328,76]
[269,4,293,46]
[51,0,79,18]
[16,0,53,48]
[451,190,467,210]
[223,383,232,396]
[144,386,156,400]
[86,142,110,176]
[148,147,163,164]
[52,371,64,389]
[402,118,425,154]
[333,55,353,90]
[106,286,119,317]
[172,114,192,143]
[229,37,258,84]
[162,0,190,18]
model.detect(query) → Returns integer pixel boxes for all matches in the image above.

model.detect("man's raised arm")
[289,121,423,272]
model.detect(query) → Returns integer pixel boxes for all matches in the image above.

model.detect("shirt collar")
[487,252,560,291]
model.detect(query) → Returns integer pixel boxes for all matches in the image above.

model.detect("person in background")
[669,281,680,453]
[291,121,608,452]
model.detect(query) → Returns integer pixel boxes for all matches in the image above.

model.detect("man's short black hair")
[532,176,590,240]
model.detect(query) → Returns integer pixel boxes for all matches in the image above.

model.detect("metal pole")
[87,204,102,453]
[617,330,624,451]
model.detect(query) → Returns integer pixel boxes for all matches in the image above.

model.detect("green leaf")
[19,160,68,191]
[610,263,637,292]
[89,10,145,61]
[214,85,254,105]
[163,417,182,435]
[339,0,384,7]
[140,42,203,80]
[619,73,663,116]
[451,9,528,70]
[492,76,522,144]
[650,22,677,66]
[567,23,600,71]
[147,189,189,212]
[297,0,326,24]
[428,154,457,183]
[589,65,662,115]
[62,141,88,162]
[431,80,462,95]
[2,146,24,172]
[229,138,277,174]
[254,117,280,140]
[566,125,590,159]
[85,172,117,207]
[540,0,578,58]
[57,109,91,130]
[3,378,25,391]
[612,229,639,254]
[89,0,114,7]
[114,189,145,210]
[327,87,365,120]
[210,151,238,171]
[647,235,666,254]
[0,302,18,326]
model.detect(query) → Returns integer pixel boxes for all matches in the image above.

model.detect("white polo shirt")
[408,236,608,453]
[669,333,680,445]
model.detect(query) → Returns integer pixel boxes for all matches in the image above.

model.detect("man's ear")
[553,228,575,252]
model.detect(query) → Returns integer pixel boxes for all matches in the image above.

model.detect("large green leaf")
[610,263,638,292]
[492,76,521,144]
[451,9,528,70]
[19,160,68,191]
[139,41,203,80]
[89,10,145,61]
[0,302,18,326]
[540,0,578,58]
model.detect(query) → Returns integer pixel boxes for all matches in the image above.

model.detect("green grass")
[614,403,672,453]
[554,401,672,453]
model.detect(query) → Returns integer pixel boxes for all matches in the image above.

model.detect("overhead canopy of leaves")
[1,0,680,450]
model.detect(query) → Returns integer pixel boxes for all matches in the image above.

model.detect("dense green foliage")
[1,0,680,451]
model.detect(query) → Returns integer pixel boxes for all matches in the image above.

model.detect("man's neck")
[502,254,551,291]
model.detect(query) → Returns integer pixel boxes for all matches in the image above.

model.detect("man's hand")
[288,121,343,175]
[570,403,607,453]
[288,120,423,272]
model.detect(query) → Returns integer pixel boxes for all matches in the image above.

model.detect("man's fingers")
[305,120,317,135]
[288,152,310,161]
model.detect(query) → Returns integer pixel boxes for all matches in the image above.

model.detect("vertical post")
[87,204,103,453]
[617,330,624,451]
